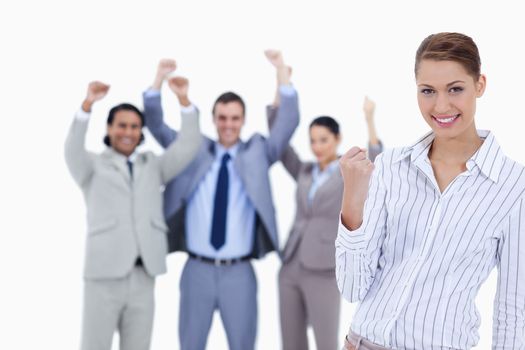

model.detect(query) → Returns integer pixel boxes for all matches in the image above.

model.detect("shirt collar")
[127,152,138,163]
[106,147,138,163]
[214,142,240,160]
[395,130,505,183]
[313,158,339,178]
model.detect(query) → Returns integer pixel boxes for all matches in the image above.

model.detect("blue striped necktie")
[211,153,231,250]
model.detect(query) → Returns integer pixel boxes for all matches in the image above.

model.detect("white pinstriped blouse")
[336,130,525,350]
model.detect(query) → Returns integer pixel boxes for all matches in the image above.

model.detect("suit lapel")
[232,141,258,206]
[299,164,314,212]
[102,148,131,183]
[311,170,342,205]
[233,141,247,180]
[187,140,216,195]
[132,153,146,183]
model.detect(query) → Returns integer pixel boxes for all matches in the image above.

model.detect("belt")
[343,330,390,350]
[188,252,251,266]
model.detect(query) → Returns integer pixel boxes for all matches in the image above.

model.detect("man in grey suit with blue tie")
[66,77,201,350]
[143,52,299,350]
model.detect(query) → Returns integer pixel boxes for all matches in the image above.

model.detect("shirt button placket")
[388,197,442,329]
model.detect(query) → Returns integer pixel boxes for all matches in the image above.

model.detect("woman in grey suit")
[268,89,382,350]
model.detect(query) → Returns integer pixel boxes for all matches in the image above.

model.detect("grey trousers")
[179,257,257,350]
[279,254,341,350]
[80,266,155,350]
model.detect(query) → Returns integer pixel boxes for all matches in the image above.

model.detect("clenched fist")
[168,76,190,107]
[82,81,110,112]
[339,146,375,230]
[86,81,110,102]
[152,58,177,90]
[264,49,285,68]
[157,59,177,79]
[363,96,375,124]
[265,49,290,86]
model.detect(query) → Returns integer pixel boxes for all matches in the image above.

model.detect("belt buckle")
[214,258,221,267]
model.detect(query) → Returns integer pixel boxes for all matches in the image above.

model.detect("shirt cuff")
[75,109,91,121]
[337,214,368,250]
[144,89,161,98]
[180,104,197,114]
[279,85,296,96]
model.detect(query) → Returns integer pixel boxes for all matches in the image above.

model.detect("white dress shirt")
[336,130,525,350]
[186,142,256,259]
[143,86,296,259]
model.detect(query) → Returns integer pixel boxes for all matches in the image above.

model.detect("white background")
[1,0,525,349]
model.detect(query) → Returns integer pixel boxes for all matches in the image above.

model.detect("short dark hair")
[103,103,145,146]
[309,116,340,136]
[212,92,246,116]
[415,32,481,80]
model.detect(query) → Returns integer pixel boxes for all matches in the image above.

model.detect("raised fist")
[339,146,374,208]
[168,76,189,97]
[168,76,190,106]
[156,59,177,79]
[264,49,285,68]
[86,81,110,103]
[363,96,376,123]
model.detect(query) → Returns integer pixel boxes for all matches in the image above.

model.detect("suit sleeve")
[264,86,300,165]
[335,152,388,302]
[368,140,384,163]
[492,198,525,349]
[159,107,202,183]
[143,90,178,148]
[64,111,96,187]
[266,104,302,180]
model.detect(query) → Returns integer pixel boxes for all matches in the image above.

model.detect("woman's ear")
[476,74,487,97]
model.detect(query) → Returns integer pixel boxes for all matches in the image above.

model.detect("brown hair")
[415,32,481,79]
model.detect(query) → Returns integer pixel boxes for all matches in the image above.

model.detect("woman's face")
[309,125,340,165]
[416,59,486,140]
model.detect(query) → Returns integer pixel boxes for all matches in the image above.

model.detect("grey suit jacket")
[143,89,300,258]
[65,109,201,279]
[267,105,383,270]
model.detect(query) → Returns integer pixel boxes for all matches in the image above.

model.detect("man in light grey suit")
[65,77,201,350]
[143,52,299,350]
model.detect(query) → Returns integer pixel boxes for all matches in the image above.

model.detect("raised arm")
[266,103,302,180]
[160,76,202,183]
[363,96,383,162]
[263,50,300,164]
[492,198,525,349]
[65,81,110,187]
[143,59,178,148]
[335,148,388,302]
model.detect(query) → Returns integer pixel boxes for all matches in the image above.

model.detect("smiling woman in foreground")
[336,32,525,350]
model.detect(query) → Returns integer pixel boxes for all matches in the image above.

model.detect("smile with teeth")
[433,114,460,124]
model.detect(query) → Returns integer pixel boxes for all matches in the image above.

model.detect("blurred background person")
[65,77,200,350]
[142,52,298,350]
[268,73,382,349]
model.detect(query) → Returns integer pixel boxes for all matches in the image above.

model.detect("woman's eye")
[449,86,464,93]
[421,88,434,95]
